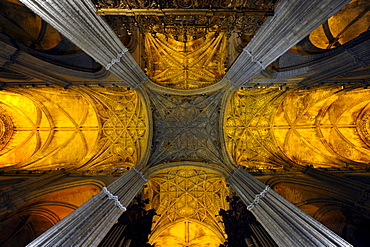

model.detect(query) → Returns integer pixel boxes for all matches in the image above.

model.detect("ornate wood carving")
[95,0,276,10]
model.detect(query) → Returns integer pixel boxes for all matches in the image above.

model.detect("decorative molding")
[132,166,148,182]
[102,187,127,211]
[247,185,270,210]
[95,0,274,38]
[243,49,266,70]
[105,48,129,70]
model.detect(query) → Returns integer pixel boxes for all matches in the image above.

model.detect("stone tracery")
[0,0,368,246]
[145,167,228,247]
[0,86,148,171]
[148,89,225,166]
[145,33,227,89]
[0,106,14,152]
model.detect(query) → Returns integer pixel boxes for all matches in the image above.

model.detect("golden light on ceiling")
[145,32,227,89]
[0,86,149,171]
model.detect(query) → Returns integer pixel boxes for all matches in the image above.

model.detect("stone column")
[249,223,277,247]
[19,0,147,89]
[225,0,351,88]
[26,167,147,247]
[227,167,352,247]
[0,170,67,214]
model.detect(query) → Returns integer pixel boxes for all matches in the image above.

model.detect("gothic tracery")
[0,0,369,246]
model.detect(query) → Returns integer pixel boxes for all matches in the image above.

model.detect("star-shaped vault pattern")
[148,89,225,166]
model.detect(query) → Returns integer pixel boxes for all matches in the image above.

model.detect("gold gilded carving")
[95,0,276,10]
[145,168,228,246]
[145,33,226,89]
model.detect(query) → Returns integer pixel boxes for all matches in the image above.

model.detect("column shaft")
[19,0,147,89]
[225,0,351,88]
[26,168,147,247]
[227,167,352,247]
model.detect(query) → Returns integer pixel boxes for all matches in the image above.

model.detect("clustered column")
[225,0,351,88]
[227,167,352,247]
[19,0,147,89]
[26,167,147,247]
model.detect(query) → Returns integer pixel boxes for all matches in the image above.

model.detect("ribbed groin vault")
[0,0,370,246]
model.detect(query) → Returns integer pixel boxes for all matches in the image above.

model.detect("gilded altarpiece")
[0,86,148,170]
[145,168,228,247]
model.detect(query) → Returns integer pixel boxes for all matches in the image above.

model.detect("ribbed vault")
[0,0,369,246]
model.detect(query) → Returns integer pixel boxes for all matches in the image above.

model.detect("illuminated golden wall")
[0,86,148,170]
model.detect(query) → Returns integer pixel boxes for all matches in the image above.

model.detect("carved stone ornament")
[148,89,224,166]
[0,106,14,151]
[357,102,370,148]
[96,0,275,39]
[95,0,275,89]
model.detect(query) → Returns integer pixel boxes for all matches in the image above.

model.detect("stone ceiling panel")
[148,89,225,166]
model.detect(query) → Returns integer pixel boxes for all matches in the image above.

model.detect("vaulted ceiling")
[0,0,370,246]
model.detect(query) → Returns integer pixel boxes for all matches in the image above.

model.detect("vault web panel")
[148,90,224,166]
